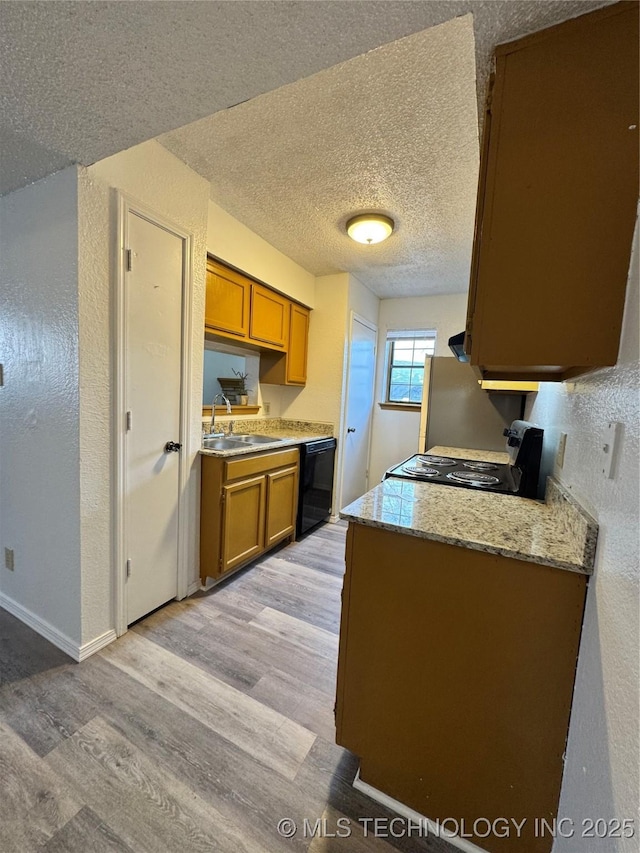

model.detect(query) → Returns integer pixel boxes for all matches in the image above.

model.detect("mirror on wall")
[203,341,260,411]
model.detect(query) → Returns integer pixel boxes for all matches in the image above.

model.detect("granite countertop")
[199,418,334,458]
[340,446,598,575]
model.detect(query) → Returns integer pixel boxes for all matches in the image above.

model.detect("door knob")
[164,441,182,453]
[347,427,356,433]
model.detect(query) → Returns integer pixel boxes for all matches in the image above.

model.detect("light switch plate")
[601,422,622,479]
[556,433,567,469]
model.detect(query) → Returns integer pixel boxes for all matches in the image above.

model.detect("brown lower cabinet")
[200,448,299,582]
[336,522,588,853]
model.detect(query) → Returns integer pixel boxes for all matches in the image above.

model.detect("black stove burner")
[384,421,543,498]
[418,455,456,466]
[462,461,499,472]
[402,465,440,477]
[386,453,514,493]
[447,470,501,487]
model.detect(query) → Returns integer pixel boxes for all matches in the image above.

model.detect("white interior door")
[125,210,183,625]
[341,315,377,508]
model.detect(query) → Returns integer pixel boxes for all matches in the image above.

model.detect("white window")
[384,330,436,405]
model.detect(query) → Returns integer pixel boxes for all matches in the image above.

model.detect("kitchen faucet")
[209,393,232,436]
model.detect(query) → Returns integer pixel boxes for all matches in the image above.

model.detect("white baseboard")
[77,629,117,661]
[186,580,202,597]
[353,769,489,853]
[0,592,116,662]
[0,591,79,660]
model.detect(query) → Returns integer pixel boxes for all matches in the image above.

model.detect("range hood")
[448,331,469,362]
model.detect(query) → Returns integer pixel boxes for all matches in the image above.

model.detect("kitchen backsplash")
[201,416,335,436]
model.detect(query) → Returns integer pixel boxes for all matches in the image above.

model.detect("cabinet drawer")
[224,447,299,481]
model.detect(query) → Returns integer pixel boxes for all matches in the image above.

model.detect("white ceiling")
[162,16,480,297]
[0,0,612,297]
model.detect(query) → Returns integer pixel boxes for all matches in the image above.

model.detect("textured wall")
[280,273,349,428]
[279,273,350,511]
[0,167,82,643]
[368,293,468,482]
[79,140,210,642]
[348,274,380,328]
[207,200,315,307]
[526,219,639,852]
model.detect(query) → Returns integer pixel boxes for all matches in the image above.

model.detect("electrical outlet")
[263,401,271,415]
[556,433,567,469]
[4,547,14,571]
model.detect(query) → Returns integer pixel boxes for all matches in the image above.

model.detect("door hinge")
[126,411,132,431]
[126,558,131,578]
[125,248,133,272]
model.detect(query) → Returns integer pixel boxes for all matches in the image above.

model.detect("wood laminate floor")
[0,522,456,853]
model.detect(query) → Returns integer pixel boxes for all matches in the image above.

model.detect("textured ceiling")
[159,1,612,297]
[0,0,614,297]
[162,16,480,297]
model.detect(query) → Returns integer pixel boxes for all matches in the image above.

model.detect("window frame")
[381,330,436,408]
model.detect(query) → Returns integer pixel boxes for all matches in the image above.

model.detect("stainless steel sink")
[202,437,246,451]
[202,433,285,450]
[229,434,284,444]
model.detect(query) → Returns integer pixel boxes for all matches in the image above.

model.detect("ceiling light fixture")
[346,213,394,245]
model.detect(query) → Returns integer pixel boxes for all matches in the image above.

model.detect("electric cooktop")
[384,421,544,499]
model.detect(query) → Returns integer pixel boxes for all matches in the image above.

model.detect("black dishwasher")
[296,437,337,537]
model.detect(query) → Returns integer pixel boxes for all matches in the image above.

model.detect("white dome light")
[346,213,394,245]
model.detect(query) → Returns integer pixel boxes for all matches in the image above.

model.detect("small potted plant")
[232,369,251,405]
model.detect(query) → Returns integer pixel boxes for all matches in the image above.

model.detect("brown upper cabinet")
[205,258,250,341]
[205,257,311,384]
[259,301,310,386]
[465,2,639,382]
[286,303,310,384]
[249,283,289,349]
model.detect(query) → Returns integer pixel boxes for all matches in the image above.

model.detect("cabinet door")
[467,3,638,380]
[286,304,310,384]
[221,475,266,574]
[205,260,250,340]
[250,283,288,348]
[265,465,298,547]
[337,522,587,852]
